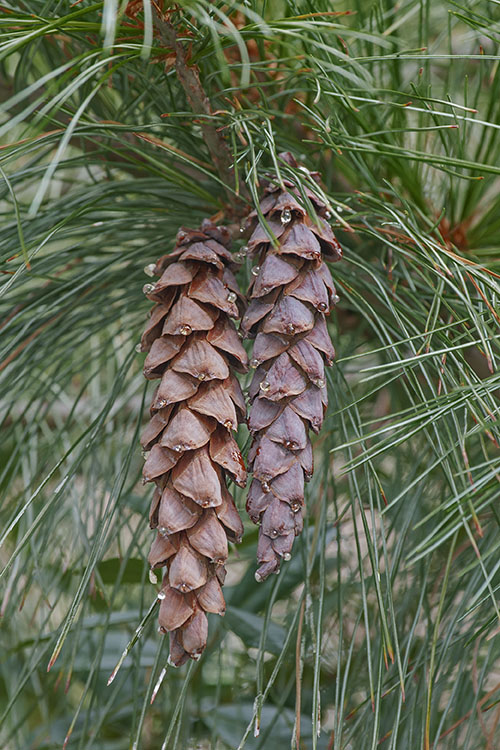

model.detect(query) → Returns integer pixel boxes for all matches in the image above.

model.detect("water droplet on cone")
[143,263,156,277]
[149,569,158,584]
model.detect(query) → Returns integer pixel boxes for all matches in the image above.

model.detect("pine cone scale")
[159,587,195,631]
[196,577,226,614]
[158,485,200,533]
[154,370,198,408]
[187,380,238,428]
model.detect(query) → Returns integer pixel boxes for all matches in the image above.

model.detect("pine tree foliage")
[1,2,499,749]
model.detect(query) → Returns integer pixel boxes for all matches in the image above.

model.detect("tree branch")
[152,8,249,212]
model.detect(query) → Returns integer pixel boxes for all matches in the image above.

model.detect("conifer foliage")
[139,220,247,665]
[3,2,500,746]
[242,155,342,580]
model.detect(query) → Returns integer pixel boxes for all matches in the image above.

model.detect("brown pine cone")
[241,156,342,581]
[139,219,247,666]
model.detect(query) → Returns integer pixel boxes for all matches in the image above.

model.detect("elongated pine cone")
[139,220,247,666]
[242,157,342,581]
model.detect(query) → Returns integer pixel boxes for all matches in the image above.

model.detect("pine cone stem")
[242,154,342,581]
[140,220,247,665]
[151,8,250,208]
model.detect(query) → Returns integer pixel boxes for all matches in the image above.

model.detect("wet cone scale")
[140,220,247,666]
[242,155,342,580]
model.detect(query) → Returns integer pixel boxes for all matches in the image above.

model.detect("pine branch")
[152,7,249,212]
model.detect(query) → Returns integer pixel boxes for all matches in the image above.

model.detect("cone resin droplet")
[140,219,247,666]
[242,152,342,581]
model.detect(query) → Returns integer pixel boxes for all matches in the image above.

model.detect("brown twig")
[151,5,249,212]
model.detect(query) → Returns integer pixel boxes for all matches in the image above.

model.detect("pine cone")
[242,156,342,581]
[139,220,247,666]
